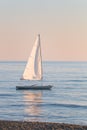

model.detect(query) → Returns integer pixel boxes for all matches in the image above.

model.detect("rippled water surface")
[0,61,87,125]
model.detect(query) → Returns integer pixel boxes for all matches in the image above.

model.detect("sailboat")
[16,34,52,90]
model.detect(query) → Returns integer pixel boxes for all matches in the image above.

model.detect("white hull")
[16,85,52,90]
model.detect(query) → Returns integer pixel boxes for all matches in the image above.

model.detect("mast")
[38,34,43,80]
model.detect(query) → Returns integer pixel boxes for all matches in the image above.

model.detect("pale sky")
[0,0,87,61]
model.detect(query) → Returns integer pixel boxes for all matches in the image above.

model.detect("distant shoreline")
[0,120,87,130]
[0,60,87,62]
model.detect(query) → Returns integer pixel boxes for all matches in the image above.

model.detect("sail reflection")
[23,91,43,117]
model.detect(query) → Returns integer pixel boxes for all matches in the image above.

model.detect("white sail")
[22,34,42,80]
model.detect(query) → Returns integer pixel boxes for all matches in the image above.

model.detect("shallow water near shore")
[0,61,87,125]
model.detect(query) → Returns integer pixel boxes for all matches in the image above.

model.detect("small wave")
[0,80,19,82]
[61,80,87,83]
[0,94,13,97]
[42,103,87,109]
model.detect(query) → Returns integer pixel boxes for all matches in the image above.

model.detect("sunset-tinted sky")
[0,0,87,61]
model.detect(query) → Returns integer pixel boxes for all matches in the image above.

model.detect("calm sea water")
[0,61,87,125]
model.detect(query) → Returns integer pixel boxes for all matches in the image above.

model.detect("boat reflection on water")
[23,91,43,121]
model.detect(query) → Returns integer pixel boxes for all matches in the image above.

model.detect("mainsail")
[22,34,42,80]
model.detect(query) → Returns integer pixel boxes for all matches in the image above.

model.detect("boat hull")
[16,85,52,90]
